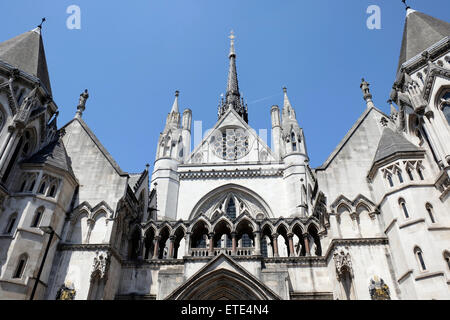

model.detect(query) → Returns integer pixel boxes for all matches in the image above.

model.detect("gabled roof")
[22,137,75,177]
[317,106,389,170]
[61,117,127,176]
[397,9,450,71]
[165,253,281,300]
[372,128,421,164]
[0,28,52,94]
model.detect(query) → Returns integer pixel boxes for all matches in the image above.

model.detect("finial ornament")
[229,30,235,41]
[75,89,89,118]
[402,0,410,10]
[38,17,46,29]
[283,87,287,93]
[360,78,375,108]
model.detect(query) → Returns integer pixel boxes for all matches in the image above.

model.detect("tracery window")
[226,198,236,220]
[210,128,250,161]
[387,174,394,187]
[440,91,450,125]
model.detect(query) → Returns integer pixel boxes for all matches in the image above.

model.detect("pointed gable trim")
[317,107,389,171]
[61,118,128,177]
[165,253,281,300]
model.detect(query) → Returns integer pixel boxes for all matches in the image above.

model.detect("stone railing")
[190,247,255,257]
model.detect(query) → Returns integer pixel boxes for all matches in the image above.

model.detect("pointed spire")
[360,78,375,109]
[218,31,248,123]
[171,90,179,114]
[0,26,52,94]
[226,30,240,105]
[397,7,450,71]
[388,99,397,115]
[283,87,292,109]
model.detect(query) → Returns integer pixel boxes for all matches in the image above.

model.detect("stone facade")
[0,8,449,300]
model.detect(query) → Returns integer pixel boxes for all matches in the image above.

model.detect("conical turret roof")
[397,9,450,71]
[0,27,52,94]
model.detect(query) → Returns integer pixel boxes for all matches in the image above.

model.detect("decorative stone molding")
[179,168,284,180]
[333,247,353,280]
[91,251,110,281]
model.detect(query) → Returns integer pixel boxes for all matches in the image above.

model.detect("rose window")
[210,128,250,160]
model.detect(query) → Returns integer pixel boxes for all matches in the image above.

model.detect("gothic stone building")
[0,8,449,300]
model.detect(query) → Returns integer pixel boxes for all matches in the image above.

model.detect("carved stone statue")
[56,281,76,300]
[333,247,353,280]
[75,89,89,118]
[369,276,391,300]
[91,251,110,281]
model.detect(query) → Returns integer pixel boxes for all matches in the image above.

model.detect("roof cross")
[37,17,46,29]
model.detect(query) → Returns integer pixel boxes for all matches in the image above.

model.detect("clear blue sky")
[1,0,449,173]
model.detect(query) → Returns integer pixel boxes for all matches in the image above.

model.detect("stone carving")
[56,281,76,300]
[91,251,110,281]
[76,89,89,117]
[333,247,353,280]
[369,276,391,300]
[210,128,250,161]
[380,117,388,127]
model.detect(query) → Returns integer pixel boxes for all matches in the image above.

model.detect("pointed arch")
[189,184,273,220]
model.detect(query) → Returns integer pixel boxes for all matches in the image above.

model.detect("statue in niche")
[369,276,391,300]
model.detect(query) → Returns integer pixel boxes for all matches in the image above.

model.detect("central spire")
[218,31,248,123]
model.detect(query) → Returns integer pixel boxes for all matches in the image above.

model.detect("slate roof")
[397,9,450,71]
[0,28,52,94]
[22,138,75,177]
[372,128,421,164]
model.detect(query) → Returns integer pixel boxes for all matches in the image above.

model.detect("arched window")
[31,208,44,228]
[425,203,435,224]
[396,170,403,183]
[226,198,236,220]
[406,167,414,181]
[417,167,424,180]
[291,132,297,152]
[414,247,427,271]
[13,254,28,279]
[0,109,5,132]
[444,251,450,270]
[28,179,36,192]
[439,91,450,125]
[19,179,27,192]
[38,181,46,194]
[21,131,32,157]
[48,184,57,198]
[5,213,17,234]
[399,198,409,219]
[387,174,394,187]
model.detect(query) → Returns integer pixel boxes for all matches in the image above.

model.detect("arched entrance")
[169,269,276,300]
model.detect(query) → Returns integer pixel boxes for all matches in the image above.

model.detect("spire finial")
[402,0,410,10]
[37,17,46,29]
[283,86,287,94]
[229,30,236,57]
[170,90,179,113]
[360,78,375,109]
[75,89,89,118]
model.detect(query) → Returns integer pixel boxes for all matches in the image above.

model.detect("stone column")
[272,233,279,257]
[231,232,237,256]
[0,130,17,174]
[208,233,214,256]
[184,232,191,256]
[253,231,261,256]
[287,233,295,257]
[0,130,13,161]
[153,236,160,259]
[303,233,311,256]
[168,236,175,259]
